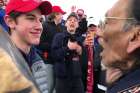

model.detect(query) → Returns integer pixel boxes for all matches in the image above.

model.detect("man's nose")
[35,20,43,30]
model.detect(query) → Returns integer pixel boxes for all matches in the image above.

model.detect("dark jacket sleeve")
[51,33,69,62]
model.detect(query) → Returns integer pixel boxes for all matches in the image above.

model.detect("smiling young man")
[97,0,140,92]
[3,0,52,93]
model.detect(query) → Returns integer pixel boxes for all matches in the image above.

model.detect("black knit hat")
[67,12,79,20]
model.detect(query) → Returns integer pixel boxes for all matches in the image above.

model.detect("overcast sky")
[50,0,117,24]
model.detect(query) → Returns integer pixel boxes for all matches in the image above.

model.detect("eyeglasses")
[99,16,135,30]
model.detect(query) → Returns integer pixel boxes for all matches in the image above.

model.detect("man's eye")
[68,19,72,21]
[39,18,44,23]
[26,17,35,21]
[27,17,35,20]
[104,19,108,25]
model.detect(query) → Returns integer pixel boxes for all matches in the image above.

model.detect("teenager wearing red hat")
[52,5,66,15]
[2,0,52,92]
[36,5,66,93]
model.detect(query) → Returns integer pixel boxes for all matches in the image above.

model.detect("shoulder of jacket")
[0,48,38,93]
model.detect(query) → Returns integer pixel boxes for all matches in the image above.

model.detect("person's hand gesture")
[71,5,76,13]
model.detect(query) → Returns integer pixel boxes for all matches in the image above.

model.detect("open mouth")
[70,24,75,28]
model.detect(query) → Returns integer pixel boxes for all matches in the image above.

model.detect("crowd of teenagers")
[0,0,140,93]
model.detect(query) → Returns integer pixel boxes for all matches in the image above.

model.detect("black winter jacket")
[51,31,84,78]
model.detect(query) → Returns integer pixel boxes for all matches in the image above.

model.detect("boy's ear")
[4,15,16,29]
[127,26,140,53]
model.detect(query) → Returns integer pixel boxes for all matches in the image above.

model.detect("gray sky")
[50,0,117,24]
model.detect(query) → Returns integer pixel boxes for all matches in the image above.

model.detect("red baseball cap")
[5,0,52,15]
[52,5,66,14]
